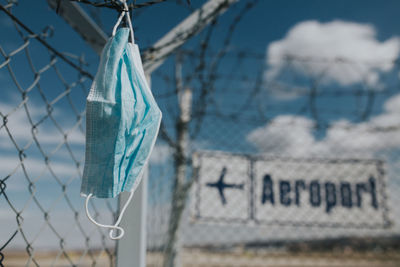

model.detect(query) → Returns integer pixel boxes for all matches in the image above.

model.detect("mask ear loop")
[85,191,135,240]
[122,0,134,43]
[112,10,126,37]
[111,0,135,43]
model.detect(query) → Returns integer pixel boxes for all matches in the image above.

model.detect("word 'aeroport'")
[261,174,379,213]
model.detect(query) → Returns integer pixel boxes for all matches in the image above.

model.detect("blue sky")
[6,0,400,64]
[2,0,400,251]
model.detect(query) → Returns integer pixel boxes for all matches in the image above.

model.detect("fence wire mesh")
[147,45,400,267]
[2,0,400,267]
[0,2,118,266]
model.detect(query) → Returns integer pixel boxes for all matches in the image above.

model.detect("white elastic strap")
[121,0,135,42]
[111,0,135,42]
[85,191,135,240]
[112,11,126,37]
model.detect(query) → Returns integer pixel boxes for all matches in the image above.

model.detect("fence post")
[116,167,148,267]
[163,54,192,267]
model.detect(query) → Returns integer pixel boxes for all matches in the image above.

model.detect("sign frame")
[192,151,392,229]
[192,151,253,224]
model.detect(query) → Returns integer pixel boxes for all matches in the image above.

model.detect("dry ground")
[3,249,400,267]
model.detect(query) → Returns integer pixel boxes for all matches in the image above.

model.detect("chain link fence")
[2,1,400,267]
[146,43,400,266]
[1,0,253,266]
[0,2,118,266]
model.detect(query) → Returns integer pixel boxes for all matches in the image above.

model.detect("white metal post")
[116,168,148,267]
[142,0,239,74]
[47,0,108,55]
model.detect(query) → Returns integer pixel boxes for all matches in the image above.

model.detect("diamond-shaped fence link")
[0,2,117,266]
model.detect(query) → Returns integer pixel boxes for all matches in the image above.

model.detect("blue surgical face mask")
[81,7,162,239]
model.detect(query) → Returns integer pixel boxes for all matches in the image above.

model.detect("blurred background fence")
[1,0,400,267]
[147,47,400,266]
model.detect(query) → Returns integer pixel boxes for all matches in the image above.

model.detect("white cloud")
[0,99,84,193]
[0,157,81,185]
[247,93,400,158]
[0,100,85,150]
[266,20,400,92]
[0,204,116,250]
[247,115,316,157]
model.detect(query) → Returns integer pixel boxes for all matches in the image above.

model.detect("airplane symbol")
[206,167,244,205]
